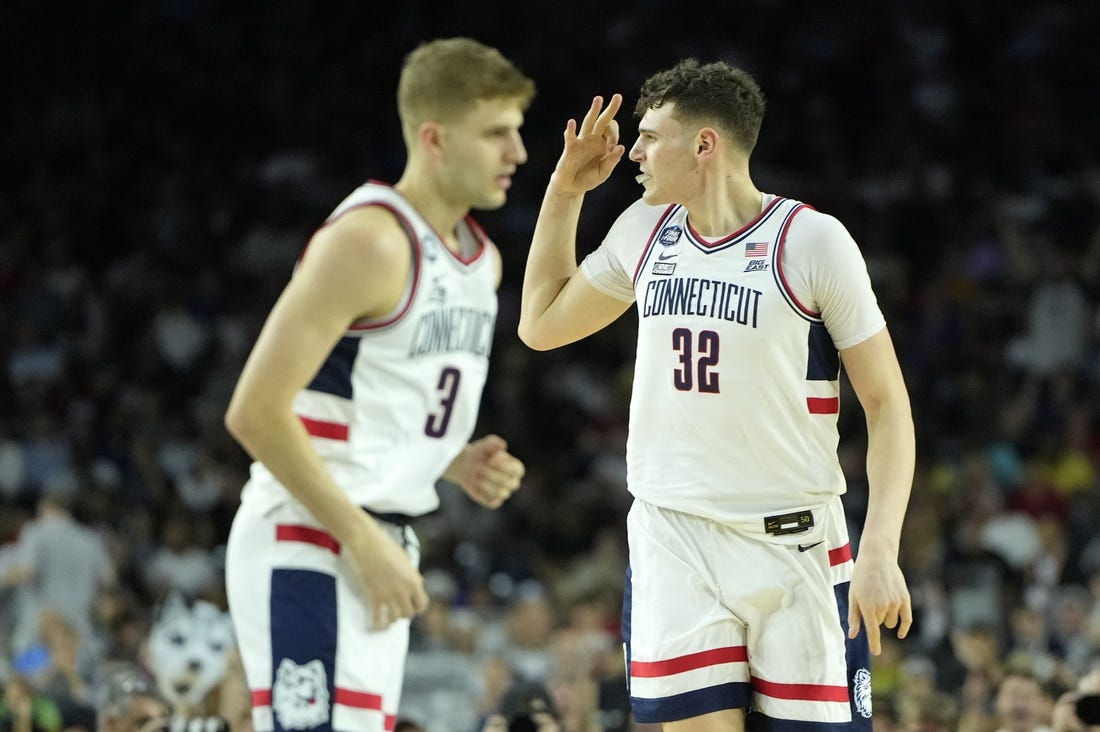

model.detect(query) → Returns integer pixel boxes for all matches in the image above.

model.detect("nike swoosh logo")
[657,252,678,260]
[797,541,824,552]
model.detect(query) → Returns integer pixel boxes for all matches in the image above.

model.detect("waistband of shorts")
[362,507,416,528]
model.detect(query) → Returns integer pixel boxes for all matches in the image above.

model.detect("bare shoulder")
[305,205,411,267]
[293,205,413,320]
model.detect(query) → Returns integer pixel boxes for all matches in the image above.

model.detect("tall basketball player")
[224,38,533,732]
[518,61,914,731]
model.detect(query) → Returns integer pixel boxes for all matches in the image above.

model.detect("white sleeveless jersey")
[581,194,886,528]
[244,182,499,516]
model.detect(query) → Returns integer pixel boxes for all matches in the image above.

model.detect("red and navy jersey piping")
[684,196,787,254]
[771,203,822,323]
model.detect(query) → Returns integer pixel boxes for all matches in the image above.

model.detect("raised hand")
[445,434,525,509]
[550,94,627,196]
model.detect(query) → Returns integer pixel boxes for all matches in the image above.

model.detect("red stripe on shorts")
[250,687,393,728]
[753,676,850,703]
[275,524,342,554]
[631,646,748,678]
[334,688,383,710]
[299,416,350,441]
[806,397,840,414]
[828,543,852,566]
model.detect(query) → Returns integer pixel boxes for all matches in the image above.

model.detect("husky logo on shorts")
[272,658,330,729]
[853,667,872,718]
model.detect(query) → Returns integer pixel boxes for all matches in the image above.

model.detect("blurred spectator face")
[995,674,1049,732]
[481,710,559,732]
[506,596,554,648]
[1010,607,1045,646]
[951,625,999,671]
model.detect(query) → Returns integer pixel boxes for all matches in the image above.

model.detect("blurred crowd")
[2,1,1100,731]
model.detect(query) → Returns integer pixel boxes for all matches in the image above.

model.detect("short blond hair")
[397,38,535,139]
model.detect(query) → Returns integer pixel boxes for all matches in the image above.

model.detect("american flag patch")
[744,242,769,257]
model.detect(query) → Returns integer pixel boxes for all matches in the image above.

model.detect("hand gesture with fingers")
[344,525,428,631]
[445,434,525,509]
[847,549,912,655]
[550,94,627,195]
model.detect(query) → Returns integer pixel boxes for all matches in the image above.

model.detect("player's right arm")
[518,95,630,351]
[224,207,428,627]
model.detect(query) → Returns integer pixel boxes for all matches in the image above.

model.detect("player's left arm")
[840,327,915,655]
[790,209,915,655]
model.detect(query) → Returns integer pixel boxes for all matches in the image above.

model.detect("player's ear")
[418,121,446,158]
[696,127,719,160]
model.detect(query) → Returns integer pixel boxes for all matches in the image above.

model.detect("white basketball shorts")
[225,495,419,732]
[623,497,873,729]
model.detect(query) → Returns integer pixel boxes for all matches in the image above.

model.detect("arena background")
[2,1,1099,731]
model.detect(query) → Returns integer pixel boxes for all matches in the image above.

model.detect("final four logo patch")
[658,226,683,246]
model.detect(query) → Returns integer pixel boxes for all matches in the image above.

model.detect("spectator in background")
[0,675,62,732]
[482,680,561,732]
[393,720,425,732]
[141,510,218,602]
[34,612,95,732]
[993,670,1055,732]
[1050,666,1100,732]
[94,667,169,732]
[0,491,114,659]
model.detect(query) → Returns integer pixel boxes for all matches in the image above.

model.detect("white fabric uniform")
[581,194,884,728]
[226,182,499,732]
[242,181,498,517]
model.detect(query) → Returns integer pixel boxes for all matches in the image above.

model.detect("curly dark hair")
[635,58,766,153]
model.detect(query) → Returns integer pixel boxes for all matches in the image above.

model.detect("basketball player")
[518,60,914,730]
[224,38,532,732]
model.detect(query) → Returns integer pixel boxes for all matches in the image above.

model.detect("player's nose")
[508,131,527,165]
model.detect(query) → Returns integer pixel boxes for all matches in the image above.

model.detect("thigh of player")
[226,498,412,732]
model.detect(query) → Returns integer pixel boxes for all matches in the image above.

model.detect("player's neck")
[394,176,468,253]
[684,173,762,239]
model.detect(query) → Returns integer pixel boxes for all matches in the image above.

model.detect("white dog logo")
[853,667,872,718]
[272,658,330,730]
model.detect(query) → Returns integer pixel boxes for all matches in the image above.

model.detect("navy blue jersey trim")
[306,336,359,399]
[806,324,840,381]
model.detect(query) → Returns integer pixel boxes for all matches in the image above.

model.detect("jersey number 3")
[672,328,719,393]
[425,367,461,438]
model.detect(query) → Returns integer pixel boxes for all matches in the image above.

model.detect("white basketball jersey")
[244,182,499,515]
[581,194,886,528]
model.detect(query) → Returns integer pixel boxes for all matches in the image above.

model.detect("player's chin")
[471,190,508,211]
